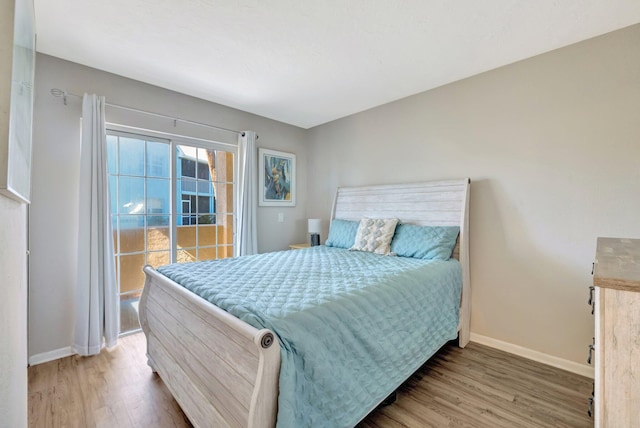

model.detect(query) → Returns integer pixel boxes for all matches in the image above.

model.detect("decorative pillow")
[325,219,359,249]
[390,224,460,260]
[350,218,399,255]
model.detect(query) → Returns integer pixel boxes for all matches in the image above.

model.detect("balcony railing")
[180,179,212,193]
[115,223,234,295]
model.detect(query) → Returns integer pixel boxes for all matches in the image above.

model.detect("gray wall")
[0,0,28,426]
[29,54,307,358]
[306,24,640,367]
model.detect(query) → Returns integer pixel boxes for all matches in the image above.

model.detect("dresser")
[590,237,640,427]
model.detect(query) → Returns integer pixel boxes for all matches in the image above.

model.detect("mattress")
[158,245,462,427]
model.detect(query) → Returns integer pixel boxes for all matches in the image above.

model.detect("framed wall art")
[258,148,295,206]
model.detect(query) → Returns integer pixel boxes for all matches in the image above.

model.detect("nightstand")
[289,243,310,250]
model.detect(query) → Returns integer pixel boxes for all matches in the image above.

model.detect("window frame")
[107,123,238,263]
[106,124,238,334]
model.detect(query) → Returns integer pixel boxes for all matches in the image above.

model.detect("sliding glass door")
[106,130,235,334]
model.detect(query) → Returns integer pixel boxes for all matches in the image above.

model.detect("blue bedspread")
[157,245,462,428]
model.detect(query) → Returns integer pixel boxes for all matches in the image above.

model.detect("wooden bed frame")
[139,178,471,428]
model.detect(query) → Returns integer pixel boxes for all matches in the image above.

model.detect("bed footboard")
[140,266,281,428]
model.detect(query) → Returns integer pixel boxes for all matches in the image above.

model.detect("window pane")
[119,137,145,176]
[197,214,215,225]
[178,193,197,225]
[118,214,144,230]
[198,224,216,246]
[177,249,196,263]
[197,179,211,195]
[119,176,145,214]
[197,195,212,215]
[218,245,234,259]
[146,178,170,214]
[198,247,217,261]
[120,295,141,334]
[197,161,210,180]
[146,141,169,178]
[147,251,170,269]
[215,150,234,183]
[181,158,196,178]
[109,176,118,215]
[177,224,196,249]
[179,177,197,194]
[196,191,214,225]
[147,216,169,251]
[111,216,118,253]
[198,147,210,163]
[107,135,118,175]
[119,216,145,253]
[214,183,233,214]
[119,254,145,293]
[198,149,218,180]
[218,214,234,245]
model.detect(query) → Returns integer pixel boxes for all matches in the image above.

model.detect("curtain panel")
[236,131,258,256]
[73,94,118,355]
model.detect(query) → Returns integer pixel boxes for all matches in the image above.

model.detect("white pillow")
[350,218,399,255]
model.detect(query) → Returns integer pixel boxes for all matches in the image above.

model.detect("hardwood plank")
[29,334,192,428]
[29,334,592,428]
[360,343,592,428]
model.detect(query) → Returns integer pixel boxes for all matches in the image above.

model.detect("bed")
[139,178,471,428]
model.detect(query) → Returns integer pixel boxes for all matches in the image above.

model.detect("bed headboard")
[330,179,471,346]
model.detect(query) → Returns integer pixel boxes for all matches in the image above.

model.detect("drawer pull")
[588,382,594,418]
[587,338,595,365]
[588,286,595,314]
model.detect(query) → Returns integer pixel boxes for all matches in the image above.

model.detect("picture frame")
[258,148,295,206]
[1,0,36,203]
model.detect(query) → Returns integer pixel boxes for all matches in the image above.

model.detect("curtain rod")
[50,88,245,137]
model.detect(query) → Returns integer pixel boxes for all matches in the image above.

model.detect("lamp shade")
[308,218,322,235]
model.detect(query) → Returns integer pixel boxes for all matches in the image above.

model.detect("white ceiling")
[34,0,640,129]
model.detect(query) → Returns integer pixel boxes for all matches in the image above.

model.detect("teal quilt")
[158,245,462,428]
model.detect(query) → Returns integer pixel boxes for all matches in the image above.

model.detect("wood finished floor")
[28,333,593,428]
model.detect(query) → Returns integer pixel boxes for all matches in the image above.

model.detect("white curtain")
[236,131,258,256]
[73,94,118,356]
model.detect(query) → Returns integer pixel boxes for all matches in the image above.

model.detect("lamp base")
[310,233,320,246]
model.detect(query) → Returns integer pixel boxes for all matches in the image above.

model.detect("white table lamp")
[308,218,322,246]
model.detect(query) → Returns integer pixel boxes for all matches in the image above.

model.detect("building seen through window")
[178,148,215,225]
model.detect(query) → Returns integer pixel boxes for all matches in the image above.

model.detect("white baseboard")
[470,333,594,379]
[28,335,592,378]
[29,346,74,366]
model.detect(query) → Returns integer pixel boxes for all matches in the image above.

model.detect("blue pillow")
[390,224,460,260]
[325,219,359,249]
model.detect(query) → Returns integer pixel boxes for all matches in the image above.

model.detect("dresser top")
[594,237,640,292]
